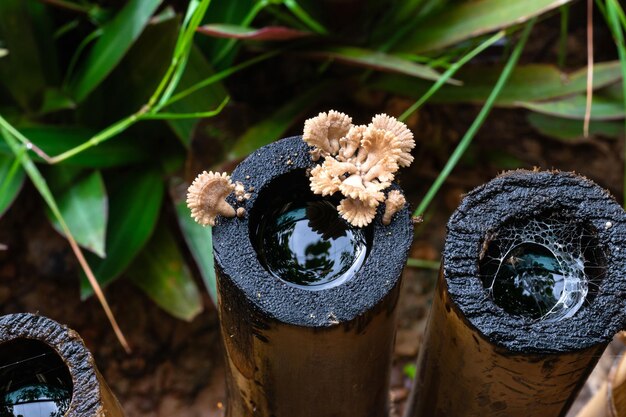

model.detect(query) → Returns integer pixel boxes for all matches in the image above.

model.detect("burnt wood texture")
[406,170,626,417]
[0,313,125,417]
[213,136,413,417]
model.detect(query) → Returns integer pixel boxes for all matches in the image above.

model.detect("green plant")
[0,0,622,350]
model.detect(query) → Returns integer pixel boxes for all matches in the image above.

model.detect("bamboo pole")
[405,170,626,417]
[0,313,125,417]
[213,136,414,417]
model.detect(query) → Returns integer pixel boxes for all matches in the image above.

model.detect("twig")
[584,0,594,137]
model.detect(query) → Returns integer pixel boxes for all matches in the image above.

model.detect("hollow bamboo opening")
[213,136,413,417]
[0,313,125,417]
[405,170,626,417]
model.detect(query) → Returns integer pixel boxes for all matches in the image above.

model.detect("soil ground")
[0,103,623,416]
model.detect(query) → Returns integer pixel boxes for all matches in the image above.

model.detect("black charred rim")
[0,313,102,417]
[444,170,626,353]
[212,136,414,327]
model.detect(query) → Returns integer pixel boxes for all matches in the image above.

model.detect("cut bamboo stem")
[213,136,414,417]
[405,170,626,417]
[0,313,125,417]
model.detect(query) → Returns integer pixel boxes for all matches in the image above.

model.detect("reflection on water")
[0,340,72,417]
[257,200,368,288]
[490,242,565,319]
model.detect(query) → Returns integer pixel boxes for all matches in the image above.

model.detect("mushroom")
[370,113,415,167]
[303,110,352,158]
[382,190,406,225]
[337,198,378,228]
[187,171,236,226]
[303,111,415,227]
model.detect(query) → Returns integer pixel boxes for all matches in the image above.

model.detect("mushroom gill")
[187,171,237,226]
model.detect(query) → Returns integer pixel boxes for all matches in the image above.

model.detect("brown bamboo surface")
[405,270,604,417]
[217,272,401,417]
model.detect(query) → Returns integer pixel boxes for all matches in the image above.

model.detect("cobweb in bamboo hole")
[479,215,607,322]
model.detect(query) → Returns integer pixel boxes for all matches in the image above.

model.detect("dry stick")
[65,232,131,354]
[584,0,595,137]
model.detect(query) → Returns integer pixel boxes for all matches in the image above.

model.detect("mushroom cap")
[338,125,365,161]
[369,114,415,167]
[338,174,387,204]
[337,198,378,228]
[187,171,236,226]
[303,110,352,155]
[310,164,342,196]
[382,190,407,225]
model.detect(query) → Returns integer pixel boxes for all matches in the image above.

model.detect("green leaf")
[81,169,163,297]
[174,193,217,305]
[373,61,623,106]
[38,88,75,115]
[519,95,625,120]
[228,83,330,160]
[165,45,229,146]
[46,168,108,258]
[527,113,623,141]
[0,126,147,167]
[395,0,573,53]
[197,23,311,40]
[69,0,163,102]
[0,0,53,110]
[0,154,25,218]
[127,223,203,321]
[309,47,457,83]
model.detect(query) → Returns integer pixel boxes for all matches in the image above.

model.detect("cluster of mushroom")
[187,171,248,226]
[304,110,412,227]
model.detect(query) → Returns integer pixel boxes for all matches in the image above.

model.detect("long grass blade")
[584,0,594,137]
[399,31,505,122]
[0,125,131,353]
[413,19,536,217]
[605,0,626,207]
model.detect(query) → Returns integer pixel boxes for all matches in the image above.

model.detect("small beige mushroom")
[382,190,406,225]
[359,128,402,173]
[338,174,387,204]
[337,198,377,228]
[303,110,352,156]
[309,164,342,196]
[186,171,236,226]
[370,114,415,167]
[338,125,365,161]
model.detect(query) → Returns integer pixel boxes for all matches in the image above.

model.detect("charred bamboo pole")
[0,313,125,417]
[405,170,626,417]
[213,136,413,417]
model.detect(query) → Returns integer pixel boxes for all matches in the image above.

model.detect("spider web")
[479,216,605,322]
